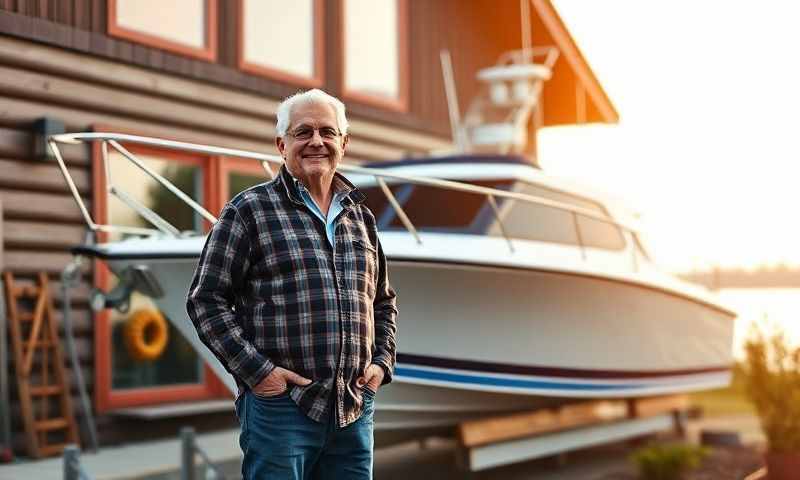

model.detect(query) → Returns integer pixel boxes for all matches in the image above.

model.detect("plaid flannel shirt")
[186,165,398,427]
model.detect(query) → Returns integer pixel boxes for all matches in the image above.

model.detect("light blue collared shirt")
[294,178,346,248]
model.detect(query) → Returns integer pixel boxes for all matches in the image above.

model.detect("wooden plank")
[0,189,88,222]
[55,0,71,26]
[5,305,92,334]
[0,65,406,161]
[466,414,675,472]
[0,158,90,193]
[34,418,68,431]
[7,343,94,372]
[89,0,102,32]
[73,0,90,31]
[29,384,63,396]
[4,272,41,456]
[0,126,88,166]
[3,220,87,249]
[2,250,81,274]
[458,400,628,448]
[631,394,689,418]
[0,36,451,151]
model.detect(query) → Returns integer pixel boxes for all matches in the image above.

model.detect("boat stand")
[456,395,688,472]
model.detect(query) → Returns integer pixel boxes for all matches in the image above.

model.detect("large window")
[238,0,324,86]
[108,0,217,61]
[92,138,225,412]
[342,0,408,110]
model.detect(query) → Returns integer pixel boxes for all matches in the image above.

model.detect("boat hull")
[98,254,734,432]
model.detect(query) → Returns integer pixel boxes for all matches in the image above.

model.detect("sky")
[538,1,800,273]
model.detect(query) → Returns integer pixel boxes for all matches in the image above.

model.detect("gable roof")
[532,0,619,125]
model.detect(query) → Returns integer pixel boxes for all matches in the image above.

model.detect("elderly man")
[186,89,397,479]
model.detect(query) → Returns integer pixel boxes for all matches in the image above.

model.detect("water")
[716,288,800,359]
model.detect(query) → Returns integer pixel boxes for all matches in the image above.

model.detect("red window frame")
[216,156,277,204]
[340,0,409,112]
[107,0,218,62]
[236,0,325,88]
[91,125,228,412]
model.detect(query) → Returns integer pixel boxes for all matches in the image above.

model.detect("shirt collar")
[279,164,366,207]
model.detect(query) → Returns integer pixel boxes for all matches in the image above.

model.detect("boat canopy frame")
[48,132,640,266]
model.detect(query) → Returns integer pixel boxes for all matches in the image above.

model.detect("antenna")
[521,0,533,64]
[440,49,468,152]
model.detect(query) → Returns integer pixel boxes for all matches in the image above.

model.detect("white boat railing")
[48,132,640,263]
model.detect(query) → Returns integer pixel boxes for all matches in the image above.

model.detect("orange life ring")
[123,309,169,361]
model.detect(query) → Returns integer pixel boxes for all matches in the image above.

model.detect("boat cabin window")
[361,180,513,232]
[360,179,626,250]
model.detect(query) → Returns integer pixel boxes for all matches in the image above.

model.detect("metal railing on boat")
[48,132,642,269]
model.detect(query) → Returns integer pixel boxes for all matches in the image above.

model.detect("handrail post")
[487,195,514,253]
[376,177,422,245]
[181,427,196,480]
[572,212,587,261]
[63,445,81,480]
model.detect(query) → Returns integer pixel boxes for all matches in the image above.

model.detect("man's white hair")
[276,89,349,137]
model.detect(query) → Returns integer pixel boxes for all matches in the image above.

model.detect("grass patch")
[689,364,756,417]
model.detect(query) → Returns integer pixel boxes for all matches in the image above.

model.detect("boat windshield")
[359,179,627,251]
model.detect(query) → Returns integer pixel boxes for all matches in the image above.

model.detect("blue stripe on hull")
[395,366,643,391]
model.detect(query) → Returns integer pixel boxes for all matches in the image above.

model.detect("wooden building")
[0,0,616,456]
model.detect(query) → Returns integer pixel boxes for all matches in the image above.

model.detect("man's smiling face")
[277,101,348,186]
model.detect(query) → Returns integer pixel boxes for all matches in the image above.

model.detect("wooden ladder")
[3,272,79,458]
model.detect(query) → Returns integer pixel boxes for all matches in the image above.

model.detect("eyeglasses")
[287,126,342,141]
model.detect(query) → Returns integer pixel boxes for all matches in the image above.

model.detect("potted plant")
[742,327,800,479]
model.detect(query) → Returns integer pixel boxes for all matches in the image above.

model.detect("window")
[92,137,225,411]
[108,0,217,61]
[342,0,408,110]
[359,180,512,233]
[238,0,324,86]
[359,179,626,250]
[218,157,274,204]
[492,183,626,250]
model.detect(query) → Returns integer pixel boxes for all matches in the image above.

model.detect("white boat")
[47,40,734,443]
[49,132,735,441]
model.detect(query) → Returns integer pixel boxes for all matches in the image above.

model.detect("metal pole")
[440,49,468,152]
[61,258,99,452]
[181,427,197,480]
[63,445,80,480]
[376,177,422,245]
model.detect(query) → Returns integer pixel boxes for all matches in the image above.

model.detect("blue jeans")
[235,388,375,479]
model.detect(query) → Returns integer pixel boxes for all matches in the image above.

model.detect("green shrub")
[631,443,709,480]
[742,327,800,452]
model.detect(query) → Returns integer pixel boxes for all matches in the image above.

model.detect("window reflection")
[242,0,317,80]
[115,0,207,48]
[344,0,401,100]
[107,151,204,239]
[110,291,203,389]
[105,150,206,390]
[359,179,626,250]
